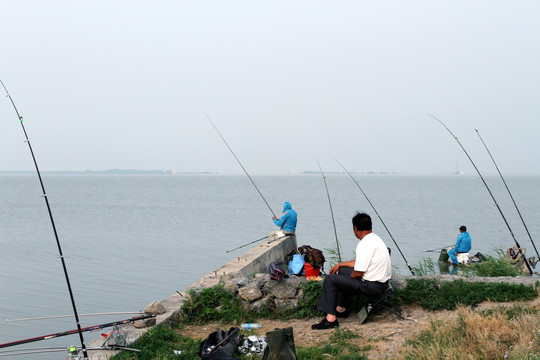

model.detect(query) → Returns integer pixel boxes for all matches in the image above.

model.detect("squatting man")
[312,212,392,330]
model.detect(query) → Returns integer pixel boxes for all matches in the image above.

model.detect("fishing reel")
[68,345,80,360]
[528,256,537,269]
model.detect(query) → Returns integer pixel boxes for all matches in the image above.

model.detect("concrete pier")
[85,234,297,360]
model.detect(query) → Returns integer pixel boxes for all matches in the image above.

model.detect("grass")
[112,302,539,360]
[393,278,537,310]
[111,275,539,359]
[402,304,540,360]
[111,325,370,360]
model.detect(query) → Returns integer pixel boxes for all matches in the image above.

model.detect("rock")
[238,282,263,301]
[220,271,244,282]
[254,273,271,286]
[250,296,273,312]
[133,316,156,328]
[264,276,301,299]
[223,280,240,292]
[274,298,298,310]
[144,300,166,315]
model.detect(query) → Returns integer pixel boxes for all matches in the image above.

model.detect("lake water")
[1,174,539,358]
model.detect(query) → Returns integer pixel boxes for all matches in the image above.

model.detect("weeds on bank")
[471,249,523,277]
[402,304,540,360]
[110,324,200,360]
[411,258,436,276]
[393,278,537,310]
[415,248,523,277]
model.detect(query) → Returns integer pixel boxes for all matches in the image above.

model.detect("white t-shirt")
[354,232,392,282]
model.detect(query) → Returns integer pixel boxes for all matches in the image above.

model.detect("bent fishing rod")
[474,127,539,262]
[428,114,533,274]
[1,80,89,358]
[226,233,289,253]
[193,99,277,218]
[226,235,269,253]
[315,159,342,262]
[336,160,415,275]
[0,315,155,349]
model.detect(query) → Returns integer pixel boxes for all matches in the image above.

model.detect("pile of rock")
[220,271,307,312]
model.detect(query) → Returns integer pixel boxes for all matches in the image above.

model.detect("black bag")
[268,262,287,280]
[200,327,243,360]
[262,327,297,360]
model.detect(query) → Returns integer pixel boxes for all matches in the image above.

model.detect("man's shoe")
[336,309,350,318]
[311,318,339,330]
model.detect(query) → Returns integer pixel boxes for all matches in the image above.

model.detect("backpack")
[268,262,287,280]
[200,327,243,360]
[297,245,325,270]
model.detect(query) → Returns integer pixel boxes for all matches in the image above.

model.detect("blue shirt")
[273,202,297,232]
[455,231,471,253]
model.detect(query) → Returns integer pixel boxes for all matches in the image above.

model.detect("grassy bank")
[110,277,539,360]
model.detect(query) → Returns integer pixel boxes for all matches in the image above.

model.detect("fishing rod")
[226,233,290,253]
[226,235,269,253]
[0,80,89,359]
[428,114,533,274]
[0,314,156,349]
[335,160,415,275]
[193,99,277,218]
[315,159,342,262]
[0,345,141,357]
[474,127,539,263]
[425,246,451,253]
[6,311,144,323]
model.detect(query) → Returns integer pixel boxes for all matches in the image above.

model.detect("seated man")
[312,212,392,330]
[269,201,297,240]
[448,225,471,265]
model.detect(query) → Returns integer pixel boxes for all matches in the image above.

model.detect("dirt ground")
[177,298,539,359]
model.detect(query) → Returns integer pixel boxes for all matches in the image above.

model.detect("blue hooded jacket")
[455,231,471,253]
[273,202,297,232]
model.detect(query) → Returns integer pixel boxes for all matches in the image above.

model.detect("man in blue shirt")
[272,201,297,234]
[448,225,472,265]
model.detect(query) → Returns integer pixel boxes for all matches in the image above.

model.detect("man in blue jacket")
[448,226,472,265]
[272,201,297,235]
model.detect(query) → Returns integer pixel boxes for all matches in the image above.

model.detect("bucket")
[304,262,320,277]
[439,248,449,262]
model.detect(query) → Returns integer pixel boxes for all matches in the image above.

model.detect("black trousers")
[316,267,388,315]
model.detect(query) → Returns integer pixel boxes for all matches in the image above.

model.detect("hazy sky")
[1,1,539,175]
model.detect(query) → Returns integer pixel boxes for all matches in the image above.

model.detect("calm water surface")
[1,174,539,358]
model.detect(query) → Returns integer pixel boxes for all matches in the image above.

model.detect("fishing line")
[474,127,539,263]
[428,113,533,274]
[315,159,342,262]
[0,315,156,349]
[0,80,89,358]
[424,246,451,253]
[193,99,277,218]
[226,235,269,253]
[6,311,144,323]
[226,233,290,253]
[335,160,415,275]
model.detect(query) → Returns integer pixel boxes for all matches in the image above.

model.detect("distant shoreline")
[0,169,514,176]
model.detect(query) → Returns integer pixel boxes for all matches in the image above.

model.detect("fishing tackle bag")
[268,262,287,280]
[200,327,243,360]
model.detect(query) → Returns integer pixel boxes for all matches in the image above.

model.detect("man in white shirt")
[312,212,392,330]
